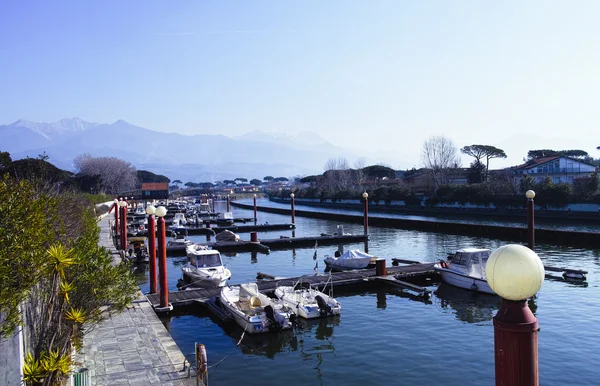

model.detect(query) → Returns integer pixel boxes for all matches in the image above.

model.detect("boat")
[125,236,149,263]
[166,231,194,251]
[216,211,234,226]
[172,212,187,227]
[323,249,376,271]
[274,279,341,319]
[182,246,231,288]
[220,283,296,334]
[433,248,495,295]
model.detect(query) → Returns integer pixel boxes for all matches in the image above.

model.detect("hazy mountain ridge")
[0,118,370,181]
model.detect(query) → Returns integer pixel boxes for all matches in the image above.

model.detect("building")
[141,182,169,199]
[513,156,597,184]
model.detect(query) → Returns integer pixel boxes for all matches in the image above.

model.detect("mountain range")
[0,118,368,182]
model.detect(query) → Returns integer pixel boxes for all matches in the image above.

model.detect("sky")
[1,1,599,169]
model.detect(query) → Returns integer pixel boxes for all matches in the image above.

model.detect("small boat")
[274,279,341,319]
[172,212,187,226]
[220,283,296,334]
[324,249,376,271]
[434,248,495,295]
[217,211,234,226]
[126,237,149,263]
[166,231,194,251]
[182,246,231,288]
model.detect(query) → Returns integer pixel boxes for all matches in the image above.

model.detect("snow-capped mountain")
[0,118,376,181]
[9,117,98,138]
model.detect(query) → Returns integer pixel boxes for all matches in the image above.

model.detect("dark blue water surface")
[136,199,600,386]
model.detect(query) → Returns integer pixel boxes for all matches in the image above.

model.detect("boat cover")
[216,230,240,242]
[326,249,374,269]
[239,283,259,300]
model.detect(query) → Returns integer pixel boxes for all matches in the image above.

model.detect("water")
[135,200,600,386]
[248,198,600,232]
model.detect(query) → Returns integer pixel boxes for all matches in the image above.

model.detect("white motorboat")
[324,249,376,271]
[217,211,234,226]
[166,232,194,251]
[433,248,495,295]
[220,283,296,334]
[182,246,231,288]
[274,280,341,319]
[172,212,187,227]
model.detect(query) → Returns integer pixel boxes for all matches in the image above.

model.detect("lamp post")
[486,244,545,386]
[526,190,535,251]
[290,193,295,225]
[146,205,157,294]
[253,194,257,223]
[226,194,231,212]
[118,200,128,250]
[155,205,172,311]
[113,198,119,240]
[362,192,369,235]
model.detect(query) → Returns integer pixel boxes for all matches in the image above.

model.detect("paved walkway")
[77,214,196,385]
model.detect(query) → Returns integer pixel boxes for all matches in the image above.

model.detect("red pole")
[253,195,257,223]
[119,206,124,249]
[148,214,157,294]
[494,299,539,386]
[291,195,295,225]
[527,198,535,251]
[363,195,369,235]
[113,202,119,236]
[157,216,169,308]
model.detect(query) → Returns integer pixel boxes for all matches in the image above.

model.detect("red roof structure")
[141,182,169,190]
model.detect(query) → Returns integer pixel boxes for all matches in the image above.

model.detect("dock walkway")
[146,262,437,308]
[78,215,195,385]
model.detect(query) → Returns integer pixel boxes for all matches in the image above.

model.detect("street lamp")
[155,205,171,311]
[146,205,157,294]
[362,192,369,235]
[290,193,295,226]
[486,244,545,386]
[526,190,535,250]
[118,200,128,250]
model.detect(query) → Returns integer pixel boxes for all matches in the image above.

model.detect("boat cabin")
[189,250,223,268]
[448,248,491,279]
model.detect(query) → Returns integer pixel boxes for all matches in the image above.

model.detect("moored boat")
[220,283,296,334]
[324,249,376,271]
[434,248,495,295]
[274,279,341,319]
[182,246,231,288]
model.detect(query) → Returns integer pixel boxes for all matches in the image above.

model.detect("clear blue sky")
[1,1,599,168]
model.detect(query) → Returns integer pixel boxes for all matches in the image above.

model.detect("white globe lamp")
[155,206,168,218]
[486,244,544,301]
[146,205,156,215]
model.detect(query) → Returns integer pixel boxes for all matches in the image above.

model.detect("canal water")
[136,199,600,386]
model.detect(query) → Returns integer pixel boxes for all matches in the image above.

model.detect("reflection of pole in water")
[376,291,387,309]
[251,251,258,264]
[364,240,369,254]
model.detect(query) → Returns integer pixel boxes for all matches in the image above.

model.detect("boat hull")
[435,266,496,295]
[182,268,231,288]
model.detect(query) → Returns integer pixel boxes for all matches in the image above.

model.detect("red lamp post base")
[493,299,539,386]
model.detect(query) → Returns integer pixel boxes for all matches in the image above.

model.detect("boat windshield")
[192,253,222,268]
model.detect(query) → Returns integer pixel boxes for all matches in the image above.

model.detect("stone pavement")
[77,214,196,385]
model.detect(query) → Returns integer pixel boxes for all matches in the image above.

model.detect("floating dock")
[145,262,437,309]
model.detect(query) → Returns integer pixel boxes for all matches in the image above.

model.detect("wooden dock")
[145,262,437,308]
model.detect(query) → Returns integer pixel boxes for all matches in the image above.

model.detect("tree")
[250,179,262,186]
[323,158,351,191]
[234,178,248,183]
[73,154,136,194]
[172,179,182,185]
[353,159,367,187]
[527,149,588,161]
[461,145,507,182]
[421,136,461,190]
[300,175,318,184]
[273,177,289,182]
[467,160,485,184]
[223,180,236,185]
[263,176,274,182]
[0,151,12,170]
[184,182,196,188]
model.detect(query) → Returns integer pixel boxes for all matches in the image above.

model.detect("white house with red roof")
[514,156,597,184]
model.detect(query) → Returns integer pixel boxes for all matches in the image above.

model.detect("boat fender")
[140,225,145,231]
[440,260,448,269]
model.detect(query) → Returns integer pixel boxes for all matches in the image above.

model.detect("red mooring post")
[113,201,119,237]
[527,197,535,251]
[253,195,257,223]
[157,216,169,309]
[494,300,539,386]
[148,214,157,294]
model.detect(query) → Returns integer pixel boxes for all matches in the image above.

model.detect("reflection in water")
[251,251,258,264]
[376,291,387,309]
[294,317,338,386]
[435,282,502,324]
